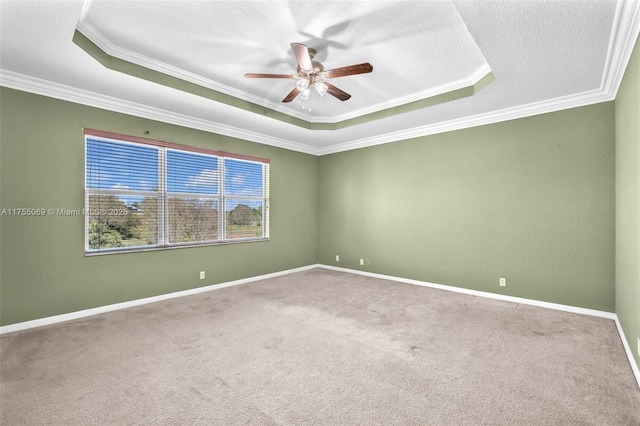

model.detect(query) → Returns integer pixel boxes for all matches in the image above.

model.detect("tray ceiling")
[74,0,494,128]
[1,0,639,155]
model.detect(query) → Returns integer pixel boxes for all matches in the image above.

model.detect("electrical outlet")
[360,259,364,265]
[499,278,507,287]
[336,255,340,262]
[199,271,205,280]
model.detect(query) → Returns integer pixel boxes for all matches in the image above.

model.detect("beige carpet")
[1,268,639,425]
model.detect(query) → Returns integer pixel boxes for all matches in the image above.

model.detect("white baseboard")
[319,264,616,318]
[319,264,639,390]
[0,264,320,335]
[614,317,640,391]
[2,263,638,391]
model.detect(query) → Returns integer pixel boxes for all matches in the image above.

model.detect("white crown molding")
[0,69,320,155]
[317,88,613,155]
[76,20,493,125]
[2,0,637,157]
[601,0,640,97]
[308,63,493,124]
[0,66,620,158]
[319,0,640,155]
[0,67,617,158]
[75,21,311,122]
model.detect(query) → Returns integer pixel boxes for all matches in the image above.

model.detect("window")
[84,129,269,254]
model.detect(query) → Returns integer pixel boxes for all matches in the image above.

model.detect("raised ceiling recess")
[74,0,494,130]
[2,1,635,155]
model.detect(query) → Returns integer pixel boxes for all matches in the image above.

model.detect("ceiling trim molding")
[601,0,640,98]
[0,68,618,158]
[76,18,494,126]
[326,70,495,131]
[301,64,494,124]
[0,69,320,156]
[73,26,494,130]
[317,89,613,155]
[71,29,313,129]
[75,20,306,121]
[2,0,637,157]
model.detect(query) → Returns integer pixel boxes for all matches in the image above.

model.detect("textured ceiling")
[1,0,639,155]
[77,0,491,124]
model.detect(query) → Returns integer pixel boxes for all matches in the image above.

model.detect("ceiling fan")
[244,43,373,103]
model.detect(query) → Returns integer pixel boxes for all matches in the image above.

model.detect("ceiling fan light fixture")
[314,82,328,96]
[296,78,310,91]
[299,88,311,100]
[244,42,372,103]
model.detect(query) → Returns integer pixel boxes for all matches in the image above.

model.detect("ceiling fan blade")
[324,63,373,79]
[325,83,351,101]
[282,87,301,103]
[290,42,313,72]
[244,73,293,79]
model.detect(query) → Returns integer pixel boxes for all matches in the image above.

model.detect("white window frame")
[84,129,269,255]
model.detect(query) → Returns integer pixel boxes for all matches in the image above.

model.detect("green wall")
[615,34,640,370]
[0,85,624,326]
[0,88,318,326]
[319,103,616,312]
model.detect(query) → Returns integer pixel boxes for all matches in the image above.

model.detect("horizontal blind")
[85,138,160,252]
[224,158,268,240]
[86,138,159,192]
[166,149,220,244]
[84,130,269,254]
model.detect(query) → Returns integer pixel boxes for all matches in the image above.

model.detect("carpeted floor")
[1,268,639,425]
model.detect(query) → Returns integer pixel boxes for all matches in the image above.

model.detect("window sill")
[84,237,270,256]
